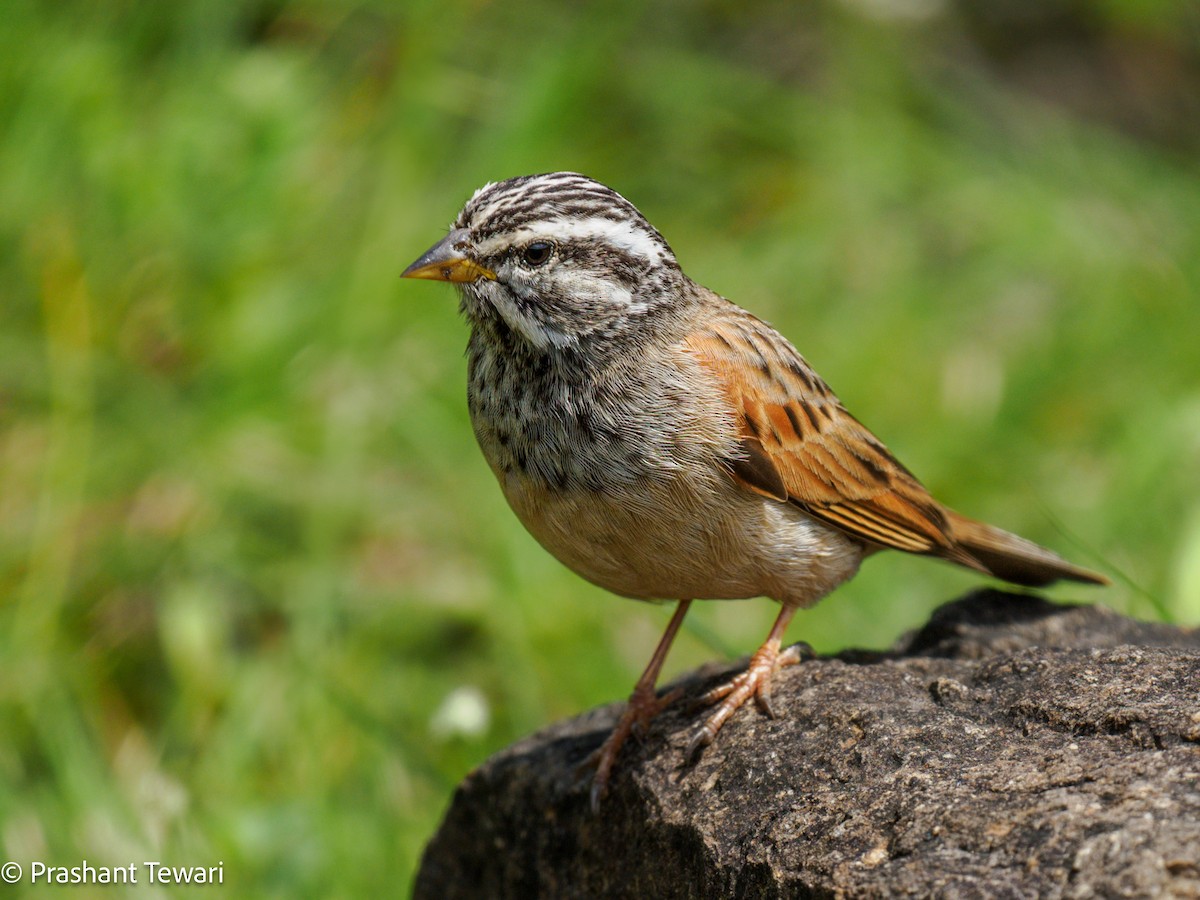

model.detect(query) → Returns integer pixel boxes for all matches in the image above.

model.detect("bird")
[401,172,1107,810]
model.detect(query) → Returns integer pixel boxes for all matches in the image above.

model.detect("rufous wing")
[685,311,1106,587]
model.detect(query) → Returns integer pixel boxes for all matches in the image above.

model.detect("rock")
[414,590,1200,899]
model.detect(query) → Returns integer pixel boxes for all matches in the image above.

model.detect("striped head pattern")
[436,173,686,350]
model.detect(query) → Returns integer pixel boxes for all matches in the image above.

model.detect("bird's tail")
[945,510,1108,587]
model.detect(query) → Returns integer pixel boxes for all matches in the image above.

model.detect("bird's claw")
[685,637,812,760]
[585,683,683,811]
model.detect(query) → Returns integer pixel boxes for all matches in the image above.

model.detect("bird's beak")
[401,228,496,283]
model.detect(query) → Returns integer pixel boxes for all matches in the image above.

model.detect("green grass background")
[2,1,1198,894]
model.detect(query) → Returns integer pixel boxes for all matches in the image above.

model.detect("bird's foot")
[686,640,813,758]
[585,681,683,812]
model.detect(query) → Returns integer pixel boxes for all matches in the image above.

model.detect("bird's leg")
[687,603,810,758]
[588,598,693,811]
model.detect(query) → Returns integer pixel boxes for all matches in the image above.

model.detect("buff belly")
[498,467,866,608]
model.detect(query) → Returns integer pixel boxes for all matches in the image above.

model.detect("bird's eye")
[521,241,554,267]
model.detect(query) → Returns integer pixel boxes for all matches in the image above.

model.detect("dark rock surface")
[415,591,1200,899]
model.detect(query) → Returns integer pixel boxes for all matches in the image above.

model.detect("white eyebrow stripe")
[476,216,665,265]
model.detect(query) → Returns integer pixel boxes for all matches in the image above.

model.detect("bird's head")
[402,173,685,350]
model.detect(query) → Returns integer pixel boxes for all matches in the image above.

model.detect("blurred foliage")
[1,0,1198,893]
